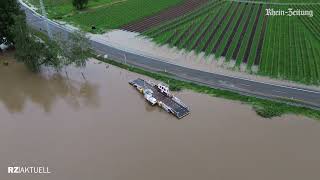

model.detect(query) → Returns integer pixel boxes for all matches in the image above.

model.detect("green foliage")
[253,105,283,118]
[55,31,90,67]
[72,0,88,10]
[13,15,61,72]
[12,13,90,72]
[0,0,22,44]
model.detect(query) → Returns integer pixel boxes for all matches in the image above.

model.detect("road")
[22,3,320,110]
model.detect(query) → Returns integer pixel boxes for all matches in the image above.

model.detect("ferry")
[129,78,190,119]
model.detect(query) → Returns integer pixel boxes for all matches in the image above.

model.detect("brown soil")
[121,0,209,32]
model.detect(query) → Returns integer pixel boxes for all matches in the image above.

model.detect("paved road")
[22,4,320,109]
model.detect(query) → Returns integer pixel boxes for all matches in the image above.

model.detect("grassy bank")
[95,55,320,120]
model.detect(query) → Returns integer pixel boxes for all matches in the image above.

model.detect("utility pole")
[124,53,127,64]
[39,0,52,38]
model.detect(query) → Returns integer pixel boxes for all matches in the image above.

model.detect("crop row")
[144,0,225,37]
[144,2,320,85]
[259,5,320,84]
[294,5,320,42]
[148,2,267,69]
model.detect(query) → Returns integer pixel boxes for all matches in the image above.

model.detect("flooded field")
[1,52,320,180]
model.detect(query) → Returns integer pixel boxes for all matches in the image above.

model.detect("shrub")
[72,0,88,10]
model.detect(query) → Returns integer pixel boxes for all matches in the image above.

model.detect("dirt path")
[63,0,127,17]
[86,0,127,12]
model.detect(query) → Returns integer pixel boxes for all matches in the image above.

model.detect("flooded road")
[1,52,320,180]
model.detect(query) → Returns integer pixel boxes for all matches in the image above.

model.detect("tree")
[12,13,90,72]
[1,0,90,72]
[72,0,89,10]
[56,31,90,68]
[12,15,61,72]
[0,0,22,45]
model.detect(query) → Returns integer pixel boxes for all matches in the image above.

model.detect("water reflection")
[0,53,99,113]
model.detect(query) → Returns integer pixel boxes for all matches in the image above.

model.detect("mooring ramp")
[129,78,190,119]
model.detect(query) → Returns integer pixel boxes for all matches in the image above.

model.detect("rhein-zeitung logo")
[266,8,314,17]
[8,166,51,174]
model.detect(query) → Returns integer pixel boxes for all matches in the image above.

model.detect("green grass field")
[144,0,320,85]
[25,0,184,32]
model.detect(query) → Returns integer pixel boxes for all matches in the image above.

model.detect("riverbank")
[95,55,320,120]
[3,48,320,119]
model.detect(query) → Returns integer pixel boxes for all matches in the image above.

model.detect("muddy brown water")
[1,52,320,180]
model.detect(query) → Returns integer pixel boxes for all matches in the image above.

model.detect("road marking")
[240,83,251,87]
[273,90,286,94]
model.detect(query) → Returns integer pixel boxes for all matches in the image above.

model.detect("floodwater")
[1,52,320,180]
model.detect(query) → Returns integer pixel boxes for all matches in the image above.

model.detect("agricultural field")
[24,0,185,32]
[143,0,320,85]
[122,0,209,32]
[234,0,319,3]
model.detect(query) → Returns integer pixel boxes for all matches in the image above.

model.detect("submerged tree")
[56,31,90,68]
[72,0,89,10]
[12,15,60,72]
[12,12,90,72]
[0,0,90,72]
